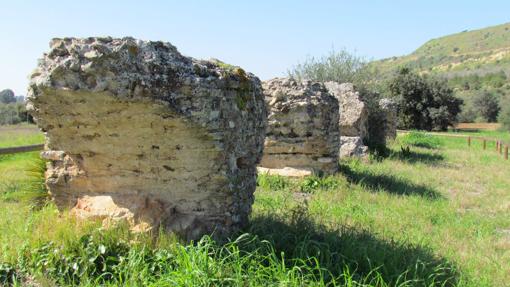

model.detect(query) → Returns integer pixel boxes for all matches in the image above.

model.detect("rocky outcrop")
[259,78,339,176]
[324,82,368,158]
[27,37,266,240]
[379,98,397,140]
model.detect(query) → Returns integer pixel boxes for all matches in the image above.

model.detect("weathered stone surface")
[257,166,312,177]
[339,136,368,158]
[324,82,368,158]
[366,98,398,147]
[379,98,397,140]
[259,78,339,175]
[27,37,266,240]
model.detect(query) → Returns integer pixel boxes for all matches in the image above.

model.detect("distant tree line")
[0,89,33,125]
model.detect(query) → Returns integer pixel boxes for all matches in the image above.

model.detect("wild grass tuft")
[299,175,340,193]
[257,173,290,191]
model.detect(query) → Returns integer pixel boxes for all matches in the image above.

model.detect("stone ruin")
[27,37,266,240]
[258,78,339,176]
[379,98,397,140]
[365,97,398,147]
[324,82,368,158]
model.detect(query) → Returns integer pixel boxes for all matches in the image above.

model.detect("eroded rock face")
[379,98,398,140]
[259,78,339,176]
[27,37,266,240]
[324,82,368,158]
[339,136,368,158]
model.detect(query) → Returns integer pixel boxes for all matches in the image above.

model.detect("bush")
[388,68,462,131]
[457,101,477,123]
[0,89,16,104]
[473,91,500,122]
[288,48,374,90]
[0,102,33,125]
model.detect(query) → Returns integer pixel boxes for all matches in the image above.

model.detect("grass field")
[0,126,509,286]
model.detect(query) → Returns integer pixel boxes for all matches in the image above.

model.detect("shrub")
[457,102,477,123]
[0,89,16,104]
[473,91,500,122]
[288,48,374,90]
[0,102,33,125]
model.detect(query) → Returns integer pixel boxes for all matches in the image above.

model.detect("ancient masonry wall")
[27,37,266,240]
[379,98,398,140]
[259,78,340,176]
[324,82,368,158]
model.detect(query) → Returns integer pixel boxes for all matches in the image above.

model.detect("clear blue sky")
[1,0,509,95]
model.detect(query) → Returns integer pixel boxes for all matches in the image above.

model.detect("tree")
[388,68,462,131]
[473,91,500,122]
[0,89,16,104]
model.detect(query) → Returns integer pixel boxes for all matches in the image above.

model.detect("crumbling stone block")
[324,82,368,158]
[365,98,398,148]
[379,98,398,140]
[27,37,266,240]
[259,78,339,176]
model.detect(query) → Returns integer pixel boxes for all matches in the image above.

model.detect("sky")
[1,0,510,95]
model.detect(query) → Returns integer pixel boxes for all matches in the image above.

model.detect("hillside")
[372,22,510,78]
[370,22,510,122]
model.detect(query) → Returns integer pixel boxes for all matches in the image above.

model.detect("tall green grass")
[399,131,443,149]
[1,126,509,286]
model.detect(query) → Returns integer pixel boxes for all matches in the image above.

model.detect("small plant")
[400,145,412,157]
[257,174,289,191]
[299,175,339,193]
[400,131,442,149]
[0,262,17,285]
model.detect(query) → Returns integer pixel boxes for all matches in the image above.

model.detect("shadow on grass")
[338,163,442,199]
[389,149,445,165]
[450,129,480,133]
[246,208,459,286]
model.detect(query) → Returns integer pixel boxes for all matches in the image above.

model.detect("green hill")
[370,22,510,121]
[371,22,510,78]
